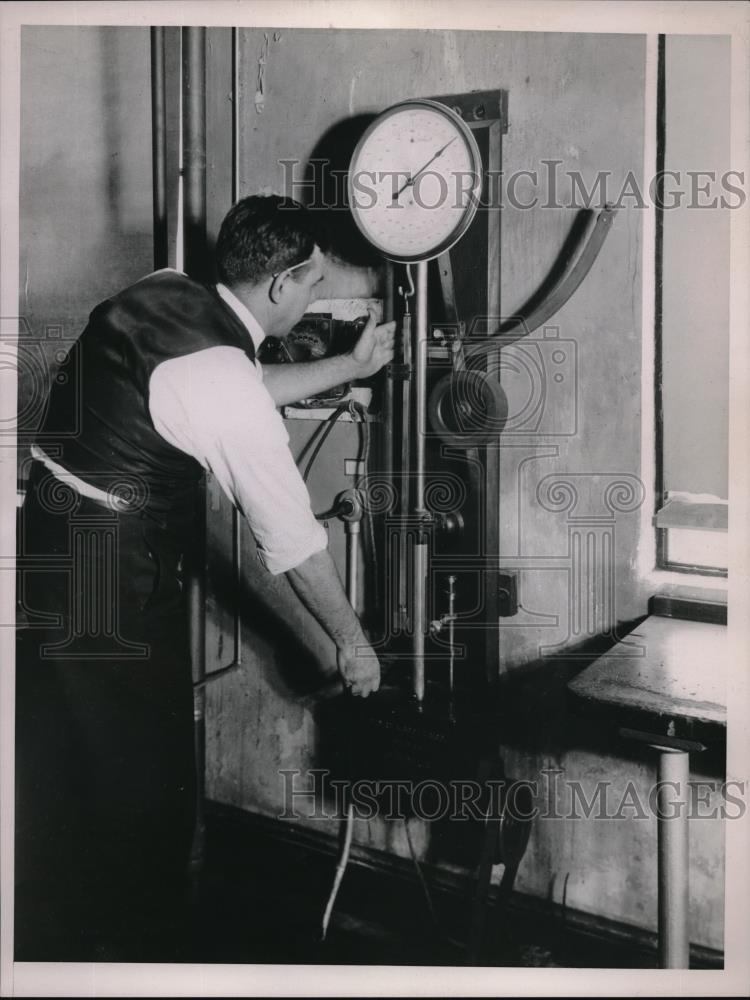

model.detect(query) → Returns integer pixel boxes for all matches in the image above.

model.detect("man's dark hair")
[216,195,327,286]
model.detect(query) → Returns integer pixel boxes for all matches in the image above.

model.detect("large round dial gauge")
[348,99,483,263]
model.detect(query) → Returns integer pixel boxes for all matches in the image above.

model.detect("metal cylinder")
[346,521,360,610]
[383,262,395,490]
[182,27,207,281]
[412,542,427,703]
[447,574,456,701]
[656,749,690,968]
[150,27,168,269]
[182,26,208,870]
[414,260,429,514]
[397,301,412,633]
[400,309,412,516]
[411,260,429,703]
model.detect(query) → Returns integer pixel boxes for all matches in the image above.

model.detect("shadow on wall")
[100,27,154,239]
[303,115,382,268]
[208,545,333,700]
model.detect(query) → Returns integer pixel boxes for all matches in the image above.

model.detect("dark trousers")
[15,464,197,961]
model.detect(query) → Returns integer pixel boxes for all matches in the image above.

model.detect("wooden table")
[568,614,727,968]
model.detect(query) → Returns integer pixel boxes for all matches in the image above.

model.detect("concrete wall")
[18,26,153,454]
[204,29,725,952]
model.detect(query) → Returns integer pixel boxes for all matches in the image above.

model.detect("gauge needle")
[391,136,457,201]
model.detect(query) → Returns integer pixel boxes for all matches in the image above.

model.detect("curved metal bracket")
[463,203,618,367]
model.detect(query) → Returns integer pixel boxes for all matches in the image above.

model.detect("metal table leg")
[656,747,690,969]
[619,728,703,969]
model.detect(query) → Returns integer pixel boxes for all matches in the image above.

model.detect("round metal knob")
[427,368,508,446]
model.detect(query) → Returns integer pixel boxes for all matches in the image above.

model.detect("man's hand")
[337,640,381,698]
[263,307,396,406]
[349,308,396,380]
[286,549,381,699]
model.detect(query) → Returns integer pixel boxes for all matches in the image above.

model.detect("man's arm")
[149,345,381,696]
[262,308,395,406]
[285,548,380,698]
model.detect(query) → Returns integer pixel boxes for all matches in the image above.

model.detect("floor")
[14,802,720,968]
[187,805,670,969]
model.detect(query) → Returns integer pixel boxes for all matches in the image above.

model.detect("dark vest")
[38,270,257,522]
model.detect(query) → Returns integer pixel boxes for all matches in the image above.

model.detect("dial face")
[348,100,482,263]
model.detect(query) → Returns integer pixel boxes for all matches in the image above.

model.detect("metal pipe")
[447,574,456,709]
[412,542,427,703]
[232,27,241,204]
[182,26,208,870]
[192,30,243,692]
[383,262,395,486]
[414,260,429,514]
[400,308,413,514]
[182,27,207,281]
[397,274,414,632]
[346,520,360,610]
[412,260,429,703]
[656,749,690,968]
[150,27,168,269]
[382,266,396,630]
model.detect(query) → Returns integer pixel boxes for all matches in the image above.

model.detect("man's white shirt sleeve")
[148,345,328,575]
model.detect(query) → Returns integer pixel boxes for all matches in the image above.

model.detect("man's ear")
[268,272,286,305]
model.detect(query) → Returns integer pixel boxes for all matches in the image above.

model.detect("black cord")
[354,408,381,620]
[298,400,382,626]
[403,818,462,950]
[302,404,351,484]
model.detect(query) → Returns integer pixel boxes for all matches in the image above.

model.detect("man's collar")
[215,283,266,353]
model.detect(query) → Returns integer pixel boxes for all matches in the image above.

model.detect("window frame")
[650,33,728,582]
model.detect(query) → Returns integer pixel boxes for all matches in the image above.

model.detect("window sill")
[653,495,728,532]
[648,582,727,625]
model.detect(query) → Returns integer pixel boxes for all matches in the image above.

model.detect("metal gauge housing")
[348,99,483,263]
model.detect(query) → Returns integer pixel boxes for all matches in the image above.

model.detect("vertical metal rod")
[412,260,429,703]
[346,521,360,610]
[182,27,207,281]
[657,748,690,968]
[183,26,208,869]
[447,574,456,705]
[383,262,395,486]
[150,27,168,269]
[382,265,396,633]
[397,300,412,631]
[414,260,429,514]
[400,310,412,514]
[232,27,241,204]
[412,544,427,703]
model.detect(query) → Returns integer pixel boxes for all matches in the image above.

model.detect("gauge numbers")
[348,100,482,263]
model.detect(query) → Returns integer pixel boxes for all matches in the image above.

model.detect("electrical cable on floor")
[320,801,355,942]
[292,397,379,943]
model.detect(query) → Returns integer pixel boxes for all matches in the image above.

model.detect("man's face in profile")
[275,245,327,339]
